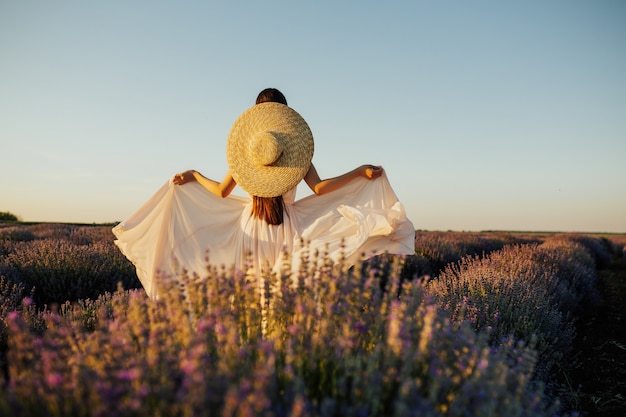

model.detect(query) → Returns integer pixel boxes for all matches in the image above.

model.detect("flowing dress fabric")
[113,173,415,299]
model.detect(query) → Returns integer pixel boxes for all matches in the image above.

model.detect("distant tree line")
[0,211,20,222]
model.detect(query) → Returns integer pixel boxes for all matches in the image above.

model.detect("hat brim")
[226,102,314,198]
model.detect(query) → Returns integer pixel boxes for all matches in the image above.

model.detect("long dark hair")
[251,88,288,225]
[251,195,284,225]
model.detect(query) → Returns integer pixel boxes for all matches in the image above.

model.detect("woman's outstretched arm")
[173,170,237,198]
[304,163,383,196]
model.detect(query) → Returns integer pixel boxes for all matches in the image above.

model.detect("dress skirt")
[113,172,415,299]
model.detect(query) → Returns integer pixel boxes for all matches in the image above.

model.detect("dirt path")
[570,255,626,416]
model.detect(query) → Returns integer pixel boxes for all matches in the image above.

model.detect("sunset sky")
[1,1,625,233]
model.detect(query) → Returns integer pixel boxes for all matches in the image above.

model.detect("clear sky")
[1,1,625,233]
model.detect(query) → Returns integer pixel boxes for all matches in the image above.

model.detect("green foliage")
[0,212,20,222]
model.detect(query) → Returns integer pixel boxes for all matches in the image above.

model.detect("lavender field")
[0,223,624,416]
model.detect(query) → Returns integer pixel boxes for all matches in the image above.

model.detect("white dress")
[113,172,415,300]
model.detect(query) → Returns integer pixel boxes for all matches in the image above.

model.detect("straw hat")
[226,102,314,197]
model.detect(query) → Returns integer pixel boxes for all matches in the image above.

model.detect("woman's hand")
[173,170,197,185]
[361,165,383,180]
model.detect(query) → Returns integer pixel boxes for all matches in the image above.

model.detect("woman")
[173,88,384,223]
[113,88,415,300]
